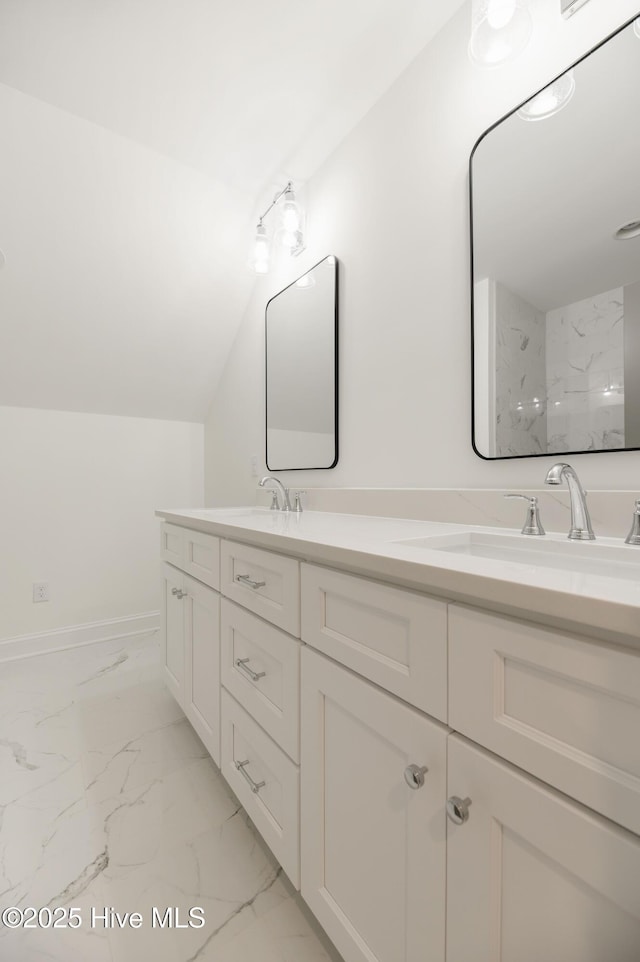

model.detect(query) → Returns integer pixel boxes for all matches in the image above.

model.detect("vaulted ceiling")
[0,0,466,421]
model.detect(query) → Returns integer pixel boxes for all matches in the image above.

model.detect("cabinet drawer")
[221,690,300,888]
[301,563,447,721]
[221,599,300,761]
[221,540,300,635]
[160,523,220,589]
[183,529,220,589]
[160,522,185,568]
[449,605,640,835]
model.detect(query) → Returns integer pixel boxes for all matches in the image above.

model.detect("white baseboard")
[0,611,160,663]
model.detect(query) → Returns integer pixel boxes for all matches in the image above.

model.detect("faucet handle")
[504,493,546,536]
[625,499,640,545]
[293,490,306,513]
[269,490,279,511]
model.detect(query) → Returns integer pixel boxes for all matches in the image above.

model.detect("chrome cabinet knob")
[404,764,428,789]
[446,796,472,825]
[171,587,187,599]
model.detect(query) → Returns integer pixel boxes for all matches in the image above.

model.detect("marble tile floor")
[0,633,338,962]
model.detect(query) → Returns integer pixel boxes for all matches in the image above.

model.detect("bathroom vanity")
[156,507,640,962]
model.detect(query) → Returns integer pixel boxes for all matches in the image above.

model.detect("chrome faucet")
[259,476,292,512]
[544,463,595,541]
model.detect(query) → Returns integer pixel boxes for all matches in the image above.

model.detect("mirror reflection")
[266,255,338,470]
[471,16,640,459]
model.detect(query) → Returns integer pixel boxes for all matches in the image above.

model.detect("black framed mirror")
[265,255,338,471]
[471,13,640,459]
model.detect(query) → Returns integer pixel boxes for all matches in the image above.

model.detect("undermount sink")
[393,531,640,581]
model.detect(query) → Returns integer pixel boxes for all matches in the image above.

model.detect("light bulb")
[252,223,270,274]
[282,188,300,233]
[487,0,516,29]
[517,70,575,121]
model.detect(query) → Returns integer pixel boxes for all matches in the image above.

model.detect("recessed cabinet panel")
[301,647,447,962]
[220,599,300,761]
[184,574,220,765]
[161,522,184,568]
[449,604,640,834]
[220,689,300,888]
[301,563,447,720]
[446,735,640,962]
[183,530,220,590]
[221,540,300,635]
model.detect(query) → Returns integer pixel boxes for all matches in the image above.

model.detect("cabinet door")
[184,574,220,765]
[301,647,447,962]
[161,562,185,707]
[446,735,640,962]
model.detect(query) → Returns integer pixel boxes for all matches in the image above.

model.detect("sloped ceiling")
[0,0,466,421]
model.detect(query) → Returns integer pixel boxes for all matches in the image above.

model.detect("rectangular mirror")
[266,255,338,470]
[471,15,640,459]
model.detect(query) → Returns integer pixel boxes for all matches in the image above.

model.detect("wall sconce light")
[517,68,575,121]
[469,0,533,67]
[251,181,305,274]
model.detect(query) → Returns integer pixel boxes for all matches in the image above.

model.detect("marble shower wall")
[546,287,625,452]
[494,282,547,456]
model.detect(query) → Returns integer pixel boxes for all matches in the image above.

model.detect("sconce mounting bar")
[561,0,591,18]
[258,181,293,225]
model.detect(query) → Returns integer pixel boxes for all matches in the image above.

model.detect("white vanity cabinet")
[160,525,221,764]
[158,512,640,962]
[301,646,447,962]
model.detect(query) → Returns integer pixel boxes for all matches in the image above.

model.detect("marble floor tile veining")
[0,634,336,962]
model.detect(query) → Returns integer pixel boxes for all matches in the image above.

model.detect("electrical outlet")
[33,582,49,603]
[250,455,259,478]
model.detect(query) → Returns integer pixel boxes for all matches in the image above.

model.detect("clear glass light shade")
[277,188,305,256]
[469,0,533,67]
[252,223,270,274]
[281,188,301,233]
[517,70,575,121]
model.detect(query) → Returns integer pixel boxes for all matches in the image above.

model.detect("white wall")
[205,0,640,503]
[0,406,203,641]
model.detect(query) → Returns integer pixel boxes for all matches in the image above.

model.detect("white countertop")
[156,507,640,647]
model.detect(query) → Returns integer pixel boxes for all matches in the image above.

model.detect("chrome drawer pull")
[236,658,266,682]
[236,574,266,590]
[404,764,428,789]
[235,759,266,794]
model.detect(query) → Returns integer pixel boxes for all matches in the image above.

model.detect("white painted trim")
[0,611,160,663]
